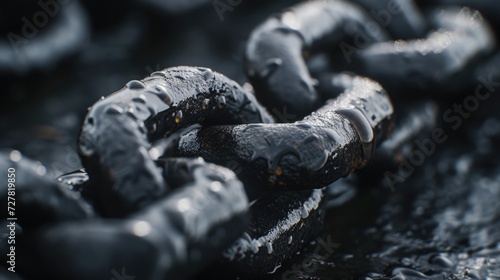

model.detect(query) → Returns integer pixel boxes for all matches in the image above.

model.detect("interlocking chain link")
[1,0,499,279]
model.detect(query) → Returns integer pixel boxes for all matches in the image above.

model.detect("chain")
[1,0,499,279]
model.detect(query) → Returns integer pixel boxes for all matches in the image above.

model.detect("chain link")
[1,0,499,279]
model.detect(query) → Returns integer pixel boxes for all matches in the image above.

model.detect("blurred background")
[1,0,499,279]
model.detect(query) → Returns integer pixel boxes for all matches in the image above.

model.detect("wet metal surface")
[0,0,499,279]
[273,118,500,279]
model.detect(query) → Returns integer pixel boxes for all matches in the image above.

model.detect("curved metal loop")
[5,0,500,279]
[172,75,393,190]
[78,66,273,217]
[245,0,390,117]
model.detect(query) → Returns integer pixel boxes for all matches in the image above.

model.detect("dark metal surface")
[78,66,272,217]
[0,0,499,279]
[172,76,393,191]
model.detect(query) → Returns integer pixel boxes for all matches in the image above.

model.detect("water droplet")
[299,79,315,94]
[155,85,173,105]
[217,96,226,109]
[209,181,223,193]
[177,198,191,212]
[282,11,300,30]
[300,205,309,218]
[306,149,329,171]
[465,269,482,279]
[241,123,262,132]
[105,104,124,115]
[57,169,88,188]
[335,108,374,165]
[260,58,282,77]
[343,254,354,261]
[203,69,214,81]
[79,137,95,156]
[138,123,147,134]
[296,122,312,130]
[288,236,293,244]
[149,123,157,134]
[266,241,273,254]
[267,263,281,274]
[9,150,22,162]
[126,107,137,119]
[303,134,319,144]
[132,221,151,237]
[252,240,261,253]
[126,80,146,90]
[100,96,105,100]
[381,101,391,112]
[230,89,238,101]
[35,164,46,176]
[151,71,167,78]
[243,232,252,242]
[429,254,454,268]
[391,267,430,279]
[323,128,341,143]
[202,99,209,110]
[401,257,412,266]
[132,94,147,104]
[175,111,183,124]
[174,75,186,80]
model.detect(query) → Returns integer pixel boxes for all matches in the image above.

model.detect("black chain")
[1,0,499,279]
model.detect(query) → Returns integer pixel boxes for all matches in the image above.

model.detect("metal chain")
[1,0,499,279]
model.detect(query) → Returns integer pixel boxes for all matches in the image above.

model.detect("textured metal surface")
[0,0,499,279]
[78,66,272,217]
[173,76,393,190]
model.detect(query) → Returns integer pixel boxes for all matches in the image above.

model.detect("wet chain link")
[1,0,499,279]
